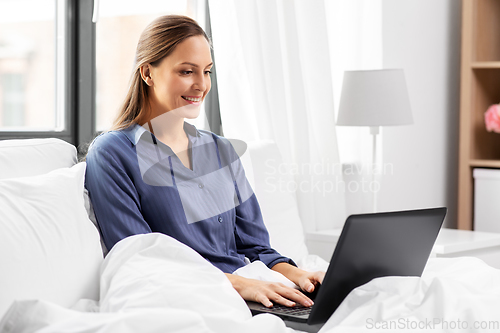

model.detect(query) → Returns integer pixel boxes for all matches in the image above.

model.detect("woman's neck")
[143,110,187,147]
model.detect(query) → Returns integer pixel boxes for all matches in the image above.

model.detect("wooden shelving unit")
[458,0,500,230]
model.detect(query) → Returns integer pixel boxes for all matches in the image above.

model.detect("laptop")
[247,207,447,332]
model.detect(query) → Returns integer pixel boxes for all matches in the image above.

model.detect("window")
[95,0,208,132]
[1,73,25,126]
[0,0,58,131]
[0,0,219,146]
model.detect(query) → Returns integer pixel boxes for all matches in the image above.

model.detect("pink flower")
[485,104,500,133]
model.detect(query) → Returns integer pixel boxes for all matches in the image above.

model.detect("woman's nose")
[193,73,208,91]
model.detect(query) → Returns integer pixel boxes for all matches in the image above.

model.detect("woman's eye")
[204,70,212,75]
[182,70,193,75]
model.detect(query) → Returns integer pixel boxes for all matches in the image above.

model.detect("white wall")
[379,0,461,227]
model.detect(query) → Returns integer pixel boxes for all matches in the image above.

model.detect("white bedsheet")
[1,233,499,333]
[321,257,500,332]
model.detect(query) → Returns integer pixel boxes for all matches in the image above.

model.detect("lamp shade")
[336,69,413,127]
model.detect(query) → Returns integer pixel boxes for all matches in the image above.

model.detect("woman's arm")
[86,142,152,250]
[217,137,324,306]
[224,273,314,308]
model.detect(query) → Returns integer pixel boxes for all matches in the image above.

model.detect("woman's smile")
[182,95,203,104]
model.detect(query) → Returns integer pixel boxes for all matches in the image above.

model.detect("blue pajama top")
[84,122,294,273]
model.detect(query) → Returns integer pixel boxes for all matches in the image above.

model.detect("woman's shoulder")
[88,128,134,157]
[195,128,229,146]
[85,129,139,174]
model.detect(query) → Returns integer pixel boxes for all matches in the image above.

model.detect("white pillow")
[0,138,77,179]
[0,162,103,318]
[242,140,309,263]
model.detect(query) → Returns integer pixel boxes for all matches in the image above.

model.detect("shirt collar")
[123,121,201,146]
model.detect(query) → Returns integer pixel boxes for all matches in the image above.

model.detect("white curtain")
[209,0,346,232]
[326,0,383,216]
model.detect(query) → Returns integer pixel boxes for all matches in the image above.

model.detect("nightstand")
[305,228,500,269]
[305,229,341,262]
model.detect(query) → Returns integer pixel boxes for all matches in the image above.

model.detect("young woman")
[85,14,324,309]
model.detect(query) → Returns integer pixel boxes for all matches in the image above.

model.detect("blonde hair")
[110,15,211,131]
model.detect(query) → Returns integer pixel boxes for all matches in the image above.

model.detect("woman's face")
[146,35,213,120]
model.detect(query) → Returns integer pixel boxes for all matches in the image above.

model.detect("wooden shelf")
[474,0,500,62]
[472,62,500,68]
[470,160,500,168]
[457,0,500,231]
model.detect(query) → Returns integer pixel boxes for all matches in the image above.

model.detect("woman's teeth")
[183,96,201,102]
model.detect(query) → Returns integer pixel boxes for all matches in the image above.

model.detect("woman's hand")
[271,262,325,294]
[294,270,325,293]
[225,273,314,308]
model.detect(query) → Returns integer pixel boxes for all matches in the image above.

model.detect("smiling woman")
[94,0,198,132]
[137,35,213,128]
[84,14,325,310]
[109,15,211,133]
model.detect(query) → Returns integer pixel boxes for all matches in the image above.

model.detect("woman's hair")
[110,15,211,131]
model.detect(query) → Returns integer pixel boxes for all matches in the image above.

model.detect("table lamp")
[336,69,413,212]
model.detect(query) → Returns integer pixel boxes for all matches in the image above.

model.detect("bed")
[0,138,499,333]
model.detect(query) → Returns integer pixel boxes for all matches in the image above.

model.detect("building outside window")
[0,0,56,131]
[1,73,26,127]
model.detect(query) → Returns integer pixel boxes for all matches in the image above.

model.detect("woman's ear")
[140,64,154,86]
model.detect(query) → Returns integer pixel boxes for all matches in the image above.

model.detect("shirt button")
[198,183,204,189]
[218,216,223,223]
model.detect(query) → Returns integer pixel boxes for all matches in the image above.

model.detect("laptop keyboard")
[257,303,312,316]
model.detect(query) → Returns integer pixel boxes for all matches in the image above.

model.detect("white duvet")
[1,233,499,333]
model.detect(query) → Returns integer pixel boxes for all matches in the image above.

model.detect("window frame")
[204,0,222,136]
[0,0,76,143]
[76,0,96,155]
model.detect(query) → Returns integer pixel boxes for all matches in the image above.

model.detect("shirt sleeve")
[234,193,296,268]
[217,137,297,269]
[85,145,152,251]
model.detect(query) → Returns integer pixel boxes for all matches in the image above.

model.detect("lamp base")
[370,126,380,213]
